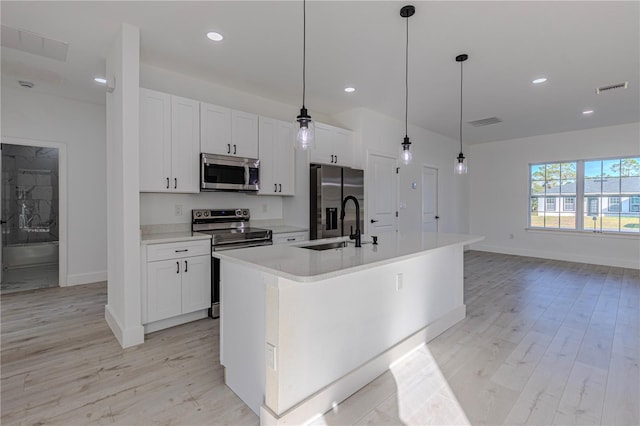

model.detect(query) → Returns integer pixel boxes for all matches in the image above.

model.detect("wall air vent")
[596,81,628,94]
[468,117,503,127]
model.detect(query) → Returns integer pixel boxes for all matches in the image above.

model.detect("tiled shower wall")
[2,144,59,245]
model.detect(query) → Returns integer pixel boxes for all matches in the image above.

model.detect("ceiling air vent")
[596,81,628,94]
[1,25,69,62]
[468,117,503,127]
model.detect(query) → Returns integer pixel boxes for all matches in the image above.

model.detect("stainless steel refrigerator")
[310,164,364,240]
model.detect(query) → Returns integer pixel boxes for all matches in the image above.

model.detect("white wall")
[1,84,107,285]
[329,108,470,235]
[469,122,640,269]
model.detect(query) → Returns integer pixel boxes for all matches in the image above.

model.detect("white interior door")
[367,152,397,234]
[422,166,438,232]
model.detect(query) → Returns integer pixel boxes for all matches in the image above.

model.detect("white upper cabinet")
[258,117,295,196]
[139,88,199,193]
[200,102,232,156]
[201,102,258,159]
[310,122,354,167]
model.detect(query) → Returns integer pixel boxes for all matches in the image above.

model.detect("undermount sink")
[299,241,351,251]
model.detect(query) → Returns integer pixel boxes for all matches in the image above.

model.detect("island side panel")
[269,244,464,416]
[220,260,270,416]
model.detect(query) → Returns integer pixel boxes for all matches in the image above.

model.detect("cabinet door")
[171,96,200,193]
[258,117,277,195]
[310,122,334,165]
[147,259,183,322]
[140,89,172,192]
[332,128,354,168]
[200,102,232,155]
[181,255,211,314]
[232,110,259,158]
[275,120,296,195]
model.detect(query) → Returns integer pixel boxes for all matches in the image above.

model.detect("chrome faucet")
[340,195,361,247]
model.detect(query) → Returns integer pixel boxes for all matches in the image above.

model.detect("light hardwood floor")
[1,251,638,425]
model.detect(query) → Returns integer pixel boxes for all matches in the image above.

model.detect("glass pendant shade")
[401,137,412,165]
[295,107,314,150]
[455,152,468,174]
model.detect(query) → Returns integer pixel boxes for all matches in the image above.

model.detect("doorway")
[422,166,438,232]
[367,151,398,234]
[1,141,63,293]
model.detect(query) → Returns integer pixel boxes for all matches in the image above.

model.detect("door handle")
[278,183,282,192]
[370,219,379,223]
[274,183,277,192]
[233,144,237,155]
[174,178,177,189]
[176,261,180,274]
[335,155,338,164]
[166,177,170,189]
[184,260,188,273]
[227,143,231,154]
[331,155,334,163]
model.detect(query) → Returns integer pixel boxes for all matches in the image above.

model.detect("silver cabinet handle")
[227,143,231,154]
[176,261,180,274]
[184,260,188,273]
[174,178,177,189]
[166,177,170,189]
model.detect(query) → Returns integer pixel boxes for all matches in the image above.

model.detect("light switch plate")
[396,273,403,291]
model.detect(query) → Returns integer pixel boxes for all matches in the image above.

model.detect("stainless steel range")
[192,209,272,318]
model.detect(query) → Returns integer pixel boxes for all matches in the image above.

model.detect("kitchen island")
[215,231,483,425]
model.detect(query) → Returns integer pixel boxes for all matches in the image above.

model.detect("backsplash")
[140,192,284,225]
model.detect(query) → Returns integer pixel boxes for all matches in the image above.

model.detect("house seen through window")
[530,157,640,233]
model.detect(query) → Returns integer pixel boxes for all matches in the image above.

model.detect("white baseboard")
[143,310,209,334]
[260,305,466,426]
[66,270,107,286]
[105,304,144,349]
[470,243,640,269]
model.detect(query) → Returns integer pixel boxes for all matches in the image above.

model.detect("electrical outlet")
[175,204,183,216]
[396,273,403,291]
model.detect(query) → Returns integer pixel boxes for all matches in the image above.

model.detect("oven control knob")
[196,211,202,217]
[242,209,249,216]
[203,211,209,217]
[235,209,242,217]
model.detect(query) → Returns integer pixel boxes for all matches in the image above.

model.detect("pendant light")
[454,54,469,175]
[295,0,314,150]
[399,5,415,165]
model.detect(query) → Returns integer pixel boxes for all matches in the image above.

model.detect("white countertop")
[214,231,484,282]
[140,231,212,245]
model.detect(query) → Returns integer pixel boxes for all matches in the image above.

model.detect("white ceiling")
[1,1,638,144]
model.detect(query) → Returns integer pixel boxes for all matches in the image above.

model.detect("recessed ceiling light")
[532,77,547,84]
[582,109,594,115]
[94,77,107,84]
[344,87,355,93]
[206,31,224,42]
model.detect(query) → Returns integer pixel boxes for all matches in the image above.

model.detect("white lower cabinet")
[273,231,309,244]
[143,240,211,331]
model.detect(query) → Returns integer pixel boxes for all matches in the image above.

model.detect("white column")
[104,23,144,348]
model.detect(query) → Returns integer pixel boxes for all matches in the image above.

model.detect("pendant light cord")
[459,59,464,152]
[405,14,409,138]
[302,0,306,108]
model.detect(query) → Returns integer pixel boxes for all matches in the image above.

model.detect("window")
[563,197,575,211]
[530,157,639,233]
[546,198,556,211]
[530,162,576,229]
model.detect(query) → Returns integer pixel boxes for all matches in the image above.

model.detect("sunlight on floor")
[389,344,470,425]
[307,343,470,426]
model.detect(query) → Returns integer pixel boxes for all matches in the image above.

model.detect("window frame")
[563,196,575,212]
[529,155,639,235]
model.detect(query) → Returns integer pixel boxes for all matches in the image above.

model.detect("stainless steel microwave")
[200,153,260,192]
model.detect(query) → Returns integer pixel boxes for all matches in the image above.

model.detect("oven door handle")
[213,240,273,252]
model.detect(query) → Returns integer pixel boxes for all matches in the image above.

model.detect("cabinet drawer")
[147,240,211,261]
[273,232,309,244]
